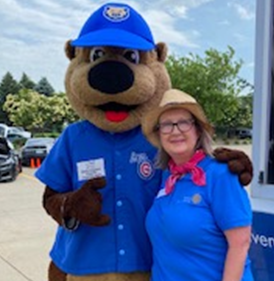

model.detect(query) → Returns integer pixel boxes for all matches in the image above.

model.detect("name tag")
[77,158,106,181]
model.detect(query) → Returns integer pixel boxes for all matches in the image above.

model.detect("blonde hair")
[155,119,214,169]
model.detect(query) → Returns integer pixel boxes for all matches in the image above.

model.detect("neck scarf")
[165,149,206,195]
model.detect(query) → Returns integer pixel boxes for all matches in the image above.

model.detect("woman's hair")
[155,118,214,169]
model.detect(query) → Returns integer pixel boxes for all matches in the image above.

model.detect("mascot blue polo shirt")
[35,120,161,275]
[146,156,253,281]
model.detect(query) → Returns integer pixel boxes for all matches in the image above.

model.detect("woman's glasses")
[156,119,194,134]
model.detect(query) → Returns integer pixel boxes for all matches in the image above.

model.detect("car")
[0,124,31,143]
[21,137,55,166]
[0,137,22,182]
[237,128,252,139]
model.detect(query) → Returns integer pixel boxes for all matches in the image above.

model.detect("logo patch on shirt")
[192,193,202,204]
[182,193,203,205]
[77,158,106,181]
[103,5,130,22]
[138,160,154,180]
[130,152,155,180]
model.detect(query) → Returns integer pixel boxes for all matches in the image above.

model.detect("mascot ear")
[156,42,168,63]
[64,40,76,60]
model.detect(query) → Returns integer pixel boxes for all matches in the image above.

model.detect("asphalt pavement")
[0,144,252,281]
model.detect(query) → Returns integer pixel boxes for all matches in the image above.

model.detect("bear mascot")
[35,2,253,281]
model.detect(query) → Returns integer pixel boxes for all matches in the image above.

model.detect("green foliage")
[165,46,253,130]
[0,72,20,123]
[3,89,79,133]
[0,47,254,137]
[0,72,20,100]
[34,77,55,96]
[33,132,60,138]
[19,73,36,90]
[12,138,28,150]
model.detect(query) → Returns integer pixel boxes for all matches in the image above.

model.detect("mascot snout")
[88,61,134,94]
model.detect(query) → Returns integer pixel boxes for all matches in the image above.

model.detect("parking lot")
[0,167,55,281]
[0,145,252,281]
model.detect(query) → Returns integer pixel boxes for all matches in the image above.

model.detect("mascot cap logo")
[71,2,155,50]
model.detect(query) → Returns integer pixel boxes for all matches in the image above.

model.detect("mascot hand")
[64,177,111,226]
[213,147,253,186]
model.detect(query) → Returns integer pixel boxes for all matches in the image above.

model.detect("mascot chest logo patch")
[138,160,154,179]
[130,152,155,180]
[104,5,130,22]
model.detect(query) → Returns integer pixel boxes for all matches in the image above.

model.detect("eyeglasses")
[156,119,195,134]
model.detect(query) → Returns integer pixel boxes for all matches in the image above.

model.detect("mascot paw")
[213,147,253,186]
[65,177,111,226]
[49,261,67,281]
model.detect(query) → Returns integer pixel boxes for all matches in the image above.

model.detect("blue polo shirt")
[146,156,253,281]
[35,120,161,275]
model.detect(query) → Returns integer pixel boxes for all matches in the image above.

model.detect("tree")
[3,89,79,132]
[0,72,20,124]
[0,72,20,102]
[34,77,55,96]
[19,72,36,90]
[236,93,253,128]
[165,46,253,131]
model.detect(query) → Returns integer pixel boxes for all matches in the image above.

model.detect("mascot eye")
[123,49,140,64]
[90,48,106,62]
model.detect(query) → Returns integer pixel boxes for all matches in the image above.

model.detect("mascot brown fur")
[37,3,253,281]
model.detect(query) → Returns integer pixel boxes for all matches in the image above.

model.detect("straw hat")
[142,89,214,148]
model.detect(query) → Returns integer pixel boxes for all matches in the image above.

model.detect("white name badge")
[77,158,106,181]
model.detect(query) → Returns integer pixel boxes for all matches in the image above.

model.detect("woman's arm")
[222,226,251,281]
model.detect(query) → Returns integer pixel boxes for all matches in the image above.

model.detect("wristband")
[60,196,80,231]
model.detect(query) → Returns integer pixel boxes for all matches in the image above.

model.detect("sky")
[0,0,256,93]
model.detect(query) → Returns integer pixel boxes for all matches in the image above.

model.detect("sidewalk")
[0,169,55,281]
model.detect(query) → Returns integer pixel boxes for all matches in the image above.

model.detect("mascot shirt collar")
[71,2,155,51]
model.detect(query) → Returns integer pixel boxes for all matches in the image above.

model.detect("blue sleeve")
[209,164,252,231]
[35,127,74,192]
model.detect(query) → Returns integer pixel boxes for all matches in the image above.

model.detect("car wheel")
[10,166,17,182]
[18,159,23,173]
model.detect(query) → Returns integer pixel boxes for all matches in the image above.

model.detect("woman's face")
[158,108,200,165]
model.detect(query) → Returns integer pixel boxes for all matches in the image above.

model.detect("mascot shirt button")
[116,174,122,180]
[116,200,123,207]
[119,249,125,256]
[118,224,124,230]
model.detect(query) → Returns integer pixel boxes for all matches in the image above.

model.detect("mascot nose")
[88,61,134,94]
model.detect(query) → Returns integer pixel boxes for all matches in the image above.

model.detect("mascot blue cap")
[71,2,155,51]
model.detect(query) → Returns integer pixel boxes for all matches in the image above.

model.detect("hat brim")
[142,103,214,148]
[71,28,155,51]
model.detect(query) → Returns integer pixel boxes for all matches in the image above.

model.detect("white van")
[0,124,31,141]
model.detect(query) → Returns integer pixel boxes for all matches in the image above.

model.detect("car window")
[0,127,5,137]
[25,138,55,146]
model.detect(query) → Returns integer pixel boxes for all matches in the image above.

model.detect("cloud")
[229,3,255,20]
[0,0,254,92]
[0,0,199,92]
[233,32,249,42]
[219,20,230,26]
[158,0,213,9]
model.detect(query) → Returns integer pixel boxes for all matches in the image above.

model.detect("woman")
[142,89,253,281]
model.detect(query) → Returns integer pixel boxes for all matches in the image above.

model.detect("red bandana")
[165,150,206,195]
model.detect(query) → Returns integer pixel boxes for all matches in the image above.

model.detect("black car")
[0,137,22,182]
[21,137,55,166]
[237,128,252,139]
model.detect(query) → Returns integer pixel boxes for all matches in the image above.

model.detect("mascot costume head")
[65,2,171,132]
[36,2,252,281]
